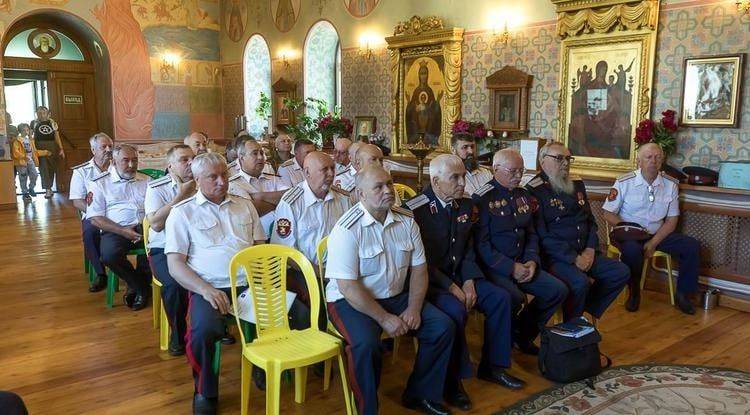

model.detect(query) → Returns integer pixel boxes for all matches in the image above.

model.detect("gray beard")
[548,174,575,195]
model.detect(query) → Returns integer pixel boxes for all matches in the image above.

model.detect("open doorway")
[4,70,50,196]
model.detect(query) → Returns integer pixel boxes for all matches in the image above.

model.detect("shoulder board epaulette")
[478,165,492,172]
[340,206,364,229]
[281,185,304,204]
[173,195,196,208]
[91,171,110,182]
[262,172,281,177]
[336,167,350,176]
[227,160,237,167]
[230,193,251,201]
[228,173,242,182]
[474,182,493,197]
[391,206,414,218]
[405,194,429,210]
[527,176,544,188]
[331,186,350,196]
[661,172,679,184]
[70,161,90,170]
[617,171,636,182]
[148,176,171,188]
[280,159,295,168]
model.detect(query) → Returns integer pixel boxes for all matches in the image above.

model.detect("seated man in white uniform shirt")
[333,137,352,174]
[278,138,316,187]
[184,131,208,156]
[333,141,362,191]
[166,153,273,415]
[88,144,151,310]
[228,139,289,234]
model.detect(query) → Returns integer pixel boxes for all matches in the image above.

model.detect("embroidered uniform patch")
[86,191,94,206]
[276,218,292,238]
[608,188,618,202]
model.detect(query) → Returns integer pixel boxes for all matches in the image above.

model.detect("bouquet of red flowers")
[317,113,353,138]
[452,119,488,141]
[634,110,679,157]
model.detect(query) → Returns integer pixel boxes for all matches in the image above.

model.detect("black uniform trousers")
[99,230,151,296]
[149,248,188,348]
[487,269,567,343]
[328,293,455,415]
[186,287,310,398]
[81,218,105,277]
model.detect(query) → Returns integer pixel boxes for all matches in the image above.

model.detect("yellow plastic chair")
[229,244,353,415]
[393,183,417,201]
[143,217,170,350]
[606,224,675,306]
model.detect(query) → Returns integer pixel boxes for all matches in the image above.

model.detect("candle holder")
[404,133,434,192]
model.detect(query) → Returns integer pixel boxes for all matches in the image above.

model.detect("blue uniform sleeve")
[474,196,515,279]
[521,216,541,265]
[428,265,455,290]
[582,186,599,250]
[459,234,484,282]
[532,198,578,264]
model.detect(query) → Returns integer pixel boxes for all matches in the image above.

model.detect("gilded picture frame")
[385,16,463,155]
[354,116,376,138]
[554,0,659,178]
[680,54,745,128]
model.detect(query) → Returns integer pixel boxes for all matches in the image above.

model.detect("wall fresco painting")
[343,0,378,18]
[270,0,299,33]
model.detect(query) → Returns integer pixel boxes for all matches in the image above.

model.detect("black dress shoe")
[89,275,107,293]
[221,333,236,345]
[675,293,696,315]
[123,290,137,308]
[193,393,217,415]
[168,343,185,357]
[625,294,641,312]
[444,382,471,411]
[477,366,525,390]
[131,294,149,311]
[514,339,539,356]
[402,396,451,415]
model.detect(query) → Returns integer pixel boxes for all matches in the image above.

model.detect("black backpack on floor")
[538,321,611,385]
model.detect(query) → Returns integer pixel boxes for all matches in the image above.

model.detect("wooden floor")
[2,195,750,415]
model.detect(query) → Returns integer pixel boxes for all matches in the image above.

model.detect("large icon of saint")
[406,60,443,145]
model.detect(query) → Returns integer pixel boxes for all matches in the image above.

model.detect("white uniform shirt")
[271,181,352,264]
[335,162,349,175]
[325,203,426,302]
[602,169,680,234]
[144,176,180,249]
[278,158,304,187]
[87,167,148,227]
[464,166,493,197]
[334,166,356,192]
[228,160,275,176]
[69,158,108,219]
[165,192,265,288]
[228,168,289,233]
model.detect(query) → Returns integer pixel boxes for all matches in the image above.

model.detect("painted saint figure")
[406,60,443,145]
[275,0,296,32]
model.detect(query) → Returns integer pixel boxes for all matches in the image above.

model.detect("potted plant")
[282,97,352,149]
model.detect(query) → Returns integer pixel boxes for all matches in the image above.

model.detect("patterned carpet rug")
[499,365,750,415]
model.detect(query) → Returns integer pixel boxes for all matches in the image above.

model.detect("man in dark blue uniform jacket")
[527,142,629,322]
[408,155,524,410]
[473,149,567,354]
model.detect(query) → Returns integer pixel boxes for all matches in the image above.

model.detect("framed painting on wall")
[680,54,744,128]
[354,116,376,139]
[385,16,464,155]
[486,65,533,133]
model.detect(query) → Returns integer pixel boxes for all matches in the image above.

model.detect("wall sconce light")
[358,36,373,61]
[161,52,180,82]
[738,1,750,14]
[493,20,511,45]
[279,50,291,69]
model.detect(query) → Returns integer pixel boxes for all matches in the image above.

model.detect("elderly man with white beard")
[526,142,629,322]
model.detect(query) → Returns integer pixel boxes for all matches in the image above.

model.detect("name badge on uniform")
[429,200,438,214]
[577,192,586,206]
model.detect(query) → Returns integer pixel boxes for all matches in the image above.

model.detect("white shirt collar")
[109,166,134,183]
[302,180,334,207]
[196,190,232,207]
[239,166,263,183]
[359,202,401,228]
[635,169,663,188]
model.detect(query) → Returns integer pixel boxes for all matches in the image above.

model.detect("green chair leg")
[105,269,120,308]
[88,262,97,286]
[212,340,222,375]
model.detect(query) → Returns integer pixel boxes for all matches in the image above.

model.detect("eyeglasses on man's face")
[545,154,575,164]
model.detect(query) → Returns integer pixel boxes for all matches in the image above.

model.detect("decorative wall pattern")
[222,63,243,137]
[341,48,390,135]
[243,34,272,137]
[653,2,750,169]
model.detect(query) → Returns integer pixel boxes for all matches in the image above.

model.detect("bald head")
[430,154,465,181]
[356,165,395,214]
[637,142,664,178]
[184,132,208,155]
[354,144,384,171]
[348,142,363,168]
[304,151,336,196]
[333,137,352,166]
[492,149,524,189]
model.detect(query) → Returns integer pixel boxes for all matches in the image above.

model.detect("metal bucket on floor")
[702,288,720,310]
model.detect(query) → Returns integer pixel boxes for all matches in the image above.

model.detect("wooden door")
[47,71,98,191]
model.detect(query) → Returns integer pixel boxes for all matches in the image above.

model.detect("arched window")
[243,34,272,137]
[304,21,341,115]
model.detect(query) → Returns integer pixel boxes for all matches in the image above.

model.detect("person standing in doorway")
[31,106,65,199]
[11,123,41,201]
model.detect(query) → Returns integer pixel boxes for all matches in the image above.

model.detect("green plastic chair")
[138,169,167,180]
[105,248,146,308]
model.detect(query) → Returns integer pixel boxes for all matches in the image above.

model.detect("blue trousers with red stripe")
[149,248,188,349]
[429,278,512,392]
[81,218,105,277]
[328,292,455,415]
[616,232,701,295]
[186,288,310,398]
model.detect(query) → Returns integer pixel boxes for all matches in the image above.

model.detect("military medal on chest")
[577,192,586,206]
[516,196,530,214]
[550,198,565,211]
